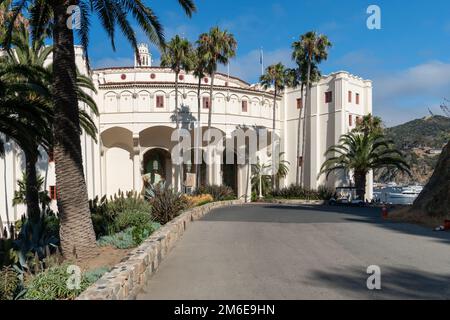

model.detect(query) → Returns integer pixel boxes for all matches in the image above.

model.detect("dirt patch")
[389,206,450,229]
[73,246,132,272]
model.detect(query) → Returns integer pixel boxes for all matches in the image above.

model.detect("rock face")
[412,142,450,217]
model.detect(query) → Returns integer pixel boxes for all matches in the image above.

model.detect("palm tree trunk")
[207,73,214,185]
[196,76,202,190]
[354,172,366,201]
[24,150,40,223]
[300,60,312,188]
[272,89,277,191]
[52,2,97,259]
[296,84,304,186]
[175,71,179,129]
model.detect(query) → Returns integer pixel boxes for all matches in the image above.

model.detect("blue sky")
[85,0,450,126]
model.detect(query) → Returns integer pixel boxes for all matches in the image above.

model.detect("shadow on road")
[303,265,450,299]
[202,204,450,245]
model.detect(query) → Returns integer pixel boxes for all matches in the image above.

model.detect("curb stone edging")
[77,199,245,300]
[267,199,325,205]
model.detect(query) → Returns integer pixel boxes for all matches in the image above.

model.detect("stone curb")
[77,199,245,300]
[266,199,325,205]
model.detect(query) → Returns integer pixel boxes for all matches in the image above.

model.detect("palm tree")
[260,63,289,190]
[353,114,383,136]
[197,27,237,132]
[3,0,196,259]
[2,21,98,226]
[0,62,53,224]
[160,35,194,129]
[291,44,322,186]
[192,46,208,189]
[292,32,332,188]
[320,131,411,200]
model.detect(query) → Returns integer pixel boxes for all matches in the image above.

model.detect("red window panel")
[48,150,54,163]
[348,91,352,103]
[49,186,57,200]
[356,93,360,105]
[325,91,333,103]
[242,100,248,112]
[296,98,303,109]
[349,115,353,127]
[202,97,210,109]
[156,95,164,108]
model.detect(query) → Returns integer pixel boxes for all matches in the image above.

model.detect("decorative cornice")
[98,82,282,100]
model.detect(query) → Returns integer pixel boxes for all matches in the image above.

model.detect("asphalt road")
[137,204,450,300]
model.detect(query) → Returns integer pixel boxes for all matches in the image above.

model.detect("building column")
[132,136,142,194]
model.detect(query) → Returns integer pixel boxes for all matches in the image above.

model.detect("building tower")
[134,43,152,67]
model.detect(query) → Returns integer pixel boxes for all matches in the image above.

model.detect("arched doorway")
[143,148,172,186]
[222,151,238,194]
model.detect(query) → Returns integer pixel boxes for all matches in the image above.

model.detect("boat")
[374,185,423,205]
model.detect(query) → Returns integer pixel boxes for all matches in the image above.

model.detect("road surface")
[137,204,450,300]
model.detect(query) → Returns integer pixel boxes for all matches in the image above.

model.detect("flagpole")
[260,47,264,76]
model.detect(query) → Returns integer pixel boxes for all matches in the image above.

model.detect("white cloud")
[373,61,450,126]
[376,61,450,99]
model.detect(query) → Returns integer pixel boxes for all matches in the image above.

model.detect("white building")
[0,45,373,228]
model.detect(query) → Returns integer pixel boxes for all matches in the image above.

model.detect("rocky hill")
[378,115,450,185]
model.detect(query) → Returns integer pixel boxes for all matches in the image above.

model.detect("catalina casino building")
[0,44,373,226]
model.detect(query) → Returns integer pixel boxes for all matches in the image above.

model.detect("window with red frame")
[156,95,164,108]
[356,93,360,105]
[49,186,57,200]
[325,91,333,103]
[349,115,353,127]
[296,98,303,109]
[202,96,210,109]
[242,100,248,112]
[348,91,352,103]
[48,150,54,162]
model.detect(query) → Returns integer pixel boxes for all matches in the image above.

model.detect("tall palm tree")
[160,35,193,129]
[197,27,237,132]
[292,32,331,188]
[2,0,196,259]
[192,46,208,189]
[0,62,53,224]
[2,21,98,226]
[291,44,321,186]
[320,131,411,200]
[260,62,289,190]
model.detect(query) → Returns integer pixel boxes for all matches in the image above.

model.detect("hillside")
[385,115,450,150]
[378,115,450,185]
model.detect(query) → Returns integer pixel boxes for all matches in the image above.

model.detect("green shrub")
[146,183,189,225]
[97,228,135,249]
[90,192,152,238]
[23,264,86,300]
[22,264,108,300]
[83,267,110,284]
[132,222,160,246]
[271,185,335,200]
[114,210,151,233]
[97,222,160,249]
[0,267,21,300]
[195,185,236,201]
